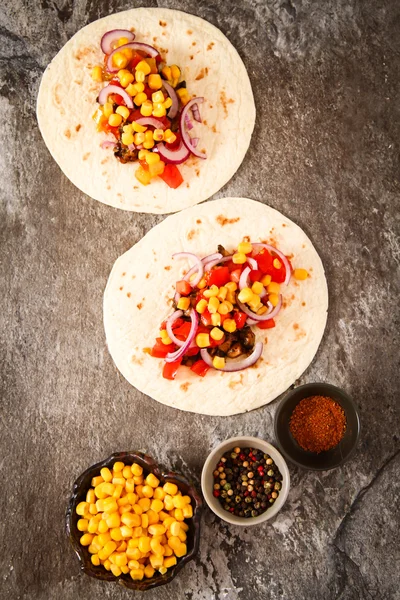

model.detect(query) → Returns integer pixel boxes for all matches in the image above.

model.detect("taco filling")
[91,28,207,189]
[150,241,309,379]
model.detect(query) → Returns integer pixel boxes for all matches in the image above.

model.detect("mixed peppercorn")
[212,447,282,518]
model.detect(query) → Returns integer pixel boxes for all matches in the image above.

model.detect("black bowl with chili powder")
[274,383,361,470]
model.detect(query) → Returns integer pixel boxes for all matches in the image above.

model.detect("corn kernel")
[77,518,88,532]
[116,105,130,120]
[134,92,147,106]
[130,568,144,580]
[88,517,99,534]
[163,482,178,496]
[238,287,253,304]
[152,128,164,142]
[196,333,210,348]
[135,166,151,185]
[257,305,268,315]
[213,356,225,370]
[135,70,145,83]
[225,281,237,292]
[217,286,228,301]
[197,277,207,289]
[138,497,151,511]
[110,527,123,541]
[267,282,280,294]
[140,100,153,116]
[268,293,280,307]
[182,504,193,518]
[180,522,189,532]
[121,513,141,528]
[112,477,125,486]
[169,521,181,537]
[138,536,151,553]
[148,160,165,177]
[91,554,101,566]
[98,520,109,534]
[125,479,135,493]
[160,332,172,345]
[149,554,164,569]
[103,559,111,571]
[142,485,154,498]
[110,564,121,577]
[120,132,133,146]
[203,284,219,298]
[127,547,141,561]
[218,301,231,315]
[209,313,220,327]
[161,66,172,79]
[88,503,98,515]
[176,88,190,105]
[170,65,180,80]
[133,132,145,145]
[238,242,253,254]
[131,463,143,477]
[145,73,162,90]
[252,281,264,295]
[115,36,129,47]
[232,252,247,264]
[86,489,96,504]
[210,327,224,341]
[164,97,173,109]
[146,509,159,525]
[108,113,122,127]
[294,268,308,280]
[152,90,164,103]
[91,66,103,82]
[125,83,137,96]
[143,473,159,490]
[112,52,128,69]
[131,122,146,134]
[117,68,134,87]
[259,274,271,286]
[144,151,160,166]
[136,60,151,75]
[208,296,220,314]
[117,541,127,552]
[164,129,176,144]
[98,541,117,560]
[223,319,237,333]
[196,298,208,314]
[248,294,262,311]
[273,258,282,269]
[152,103,166,118]
[144,564,155,578]
[76,502,89,516]
[143,139,155,150]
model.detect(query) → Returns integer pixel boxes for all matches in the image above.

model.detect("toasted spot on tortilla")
[195,169,200,177]
[203,119,208,126]
[117,193,122,197]
[302,301,306,306]
[54,84,62,105]
[293,323,299,330]
[207,42,215,50]
[220,90,235,118]
[251,357,264,368]
[159,20,167,27]
[264,337,269,343]
[133,186,139,190]
[153,36,158,42]
[132,275,136,279]
[190,55,194,60]
[119,286,123,291]
[75,46,94,61]
[242,235,250,243]
[131,355,143,365]
[164,265,171,270]
[101,159,109,165]
[107,185,111,190]
[162,31,166,36]
[127,292,131,298]
[83,152,90,161]
[180,382,191,392]
[229,374,243,389]
[137,303,143,310]
[186,183,190,188]
[295,329,306,341]
[192,41,197,46]
[187,29,193,35]
[282,223,286,227]
[302,244,306,248]
[64,129,71,139]
[216,215,240,226]
[196,219,202,224]
[187,229,199,240]
[122,272,126,277]
[211,125,217,133]
[76,124,82,132]
[146,273,150,279]
[195,68,207,80]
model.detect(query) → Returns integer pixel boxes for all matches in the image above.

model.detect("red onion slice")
[172,252,204,288]
[101,140,117,149]
[238,295,282,321]
[156,141,190,165]
[101,29,135,55]
[239,266,251,291]
[162,81,178,119]
[128,143,136,151]
[252,243,291,285]
[135,117,167,130]
[107,42,159,73]
[247,257,258,270]
[204,255,232,271]
[166,310,184,347]
[191,137,199,148]
[200,342,263,372]
[165,310,198,363]
[98,84,134,108]
[180,98,207,159]
[191,103,202,123]
[184,113,194,131]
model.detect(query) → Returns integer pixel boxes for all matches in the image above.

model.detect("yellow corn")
[108,113,122,127]
[152,90,164,103]
[141,514,148,529]
[273,258,282,269]
[138,497,151,511]
[150,499,164,513]
[121,132,134,146]
[136,60,151,74]
[116,105,130,120]
[76,502,89,516]
[147,509,159,525]
[161,66,172,80]
[182,504,193,518]
[260,274,272,286]
[88,503,98,515]
[103,559,111,571]
[177,88,191,105]
[232,252,247,264]
[98,520,109,534]
[148,524,166,537]
[267,282,280,294]
[238,287,253,304]
[164,556,177,568]
[195,333,210,348]
[152,103,166,118]
[203,284,219,298]
[164,129,177,144]
[121,512,141,528]
[251,281,264,295]
[125,83,137,96]
[238,242,253,254]
[248,294,262,311]
[175,543,187,557]
[105,513,120,529]
[133,132,145,145]
[210,313,221,326]
[103,102,113,119]
[153,128,164,142]
[110,527,122,541]
[118,69,134,88]
[177,297,190,310]
[135,166,151,186]
[131,463,143,476]
[91,66,103,82]
[180,522,189,532]
[172,495,186,509]
[294,268,308,280]
[144,130,154,142]
[146,73,162,90]
[144,564,155,578]
[257,305,268,315]
[144,151,160,166]
[143,139,155,150]
[218,301,232,315]
[217,286,228,301]
[170,65,180,80]
[142,485,154,498]
[112,52,128,69]
[223,319,237,333]
[135,70,146,83]
[91,554,100,566]
[134,92,147,106]
[98,541,117,560]
[110,564,121,577]
[140,100,153,116]
[164,97,173,109]
[115,36,129,47]
[77,518,88,532]
[125,479,135,493]
[225,281,237,292]
[212,356,225,370]
[163,482,178,496]
[268,293,279,306]
[131,122,146,133]
[149,554,163,569]
[86,489,96,504]
[210,327,224,341]
[208,296,220,314]
[196,298,208,314]
[148,161,165,177]
[130,568,144,580]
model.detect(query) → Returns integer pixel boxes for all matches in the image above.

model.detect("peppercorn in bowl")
[66,451,202,590]
[274,383,361,471]
[201,437,290,526]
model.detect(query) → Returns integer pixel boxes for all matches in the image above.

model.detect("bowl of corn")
[66,451,202,591]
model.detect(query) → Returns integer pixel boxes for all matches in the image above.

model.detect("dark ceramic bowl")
[66,451,202,591]
[274,383,361,470]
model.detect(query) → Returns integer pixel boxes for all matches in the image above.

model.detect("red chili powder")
[289,395,346,453]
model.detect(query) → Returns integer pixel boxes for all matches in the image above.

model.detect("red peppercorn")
[244,490,249,497]
[258,466,264,472]
[251,491,257,498]
[229,507,235,513]
[239,453,246,460]
[213,490,220,497]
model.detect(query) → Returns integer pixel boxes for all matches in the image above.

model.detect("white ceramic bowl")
[201,436,290,526]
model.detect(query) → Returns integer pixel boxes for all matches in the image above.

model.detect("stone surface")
[1,0,399,599]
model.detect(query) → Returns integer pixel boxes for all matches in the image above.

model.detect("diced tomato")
[151,338,176,358]
[129,51,146,70]
[272,267,286,284]
[224,260,237,272]
[200,309,213,327]
[110,78,123,87]
[110,93,125,106]
[234,311,247,329]
[208,267,231,288]
[257,319,276,330]
[173,321,192,340]
[159,164,184,189]
[162,358,182,380]
[190,359,210,377]
[230,269,242,283]
[139,159,149,170]
[166,132,181,150]
[256,249,287,283]
[176,280,191,296]
[209,334,226,347]
[128,109,143,122]
[103,123,120,139]
[186,346,200,356]
[143,84,155,100]
[157,115,171,129]
[249,269,263,283]
[160,317,184,331]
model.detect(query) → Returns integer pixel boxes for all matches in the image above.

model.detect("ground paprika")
[289,395,346,453]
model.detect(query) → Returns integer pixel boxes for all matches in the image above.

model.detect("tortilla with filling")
[36,8,255,214]
[103,198,328,416]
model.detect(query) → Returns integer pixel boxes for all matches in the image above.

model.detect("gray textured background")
[1,1,399,599]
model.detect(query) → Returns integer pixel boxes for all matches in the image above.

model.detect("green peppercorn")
[267,469,274,477]
[221,490,227,498]
[251,509,258,517]
[223,483,231,491]
[274,482,281,490]
[235,495,241,504]
[230,452,237,459]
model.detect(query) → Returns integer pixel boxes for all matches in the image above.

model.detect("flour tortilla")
[36,8,255,214]
[104,198,328,416]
